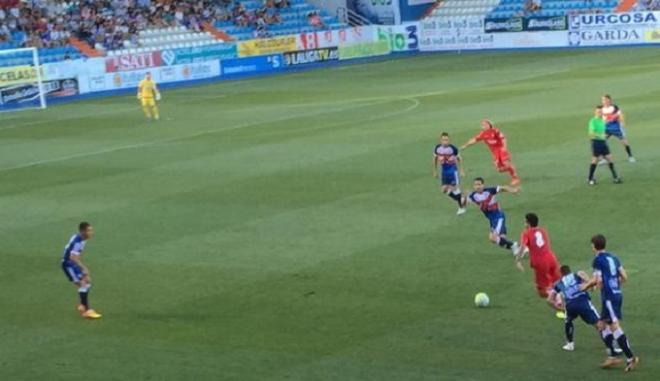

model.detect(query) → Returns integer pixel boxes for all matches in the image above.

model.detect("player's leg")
[606,299,638,371]
[442,172,465,214]
[563,310,577,350]
[604,153,621,183]
[598,301,624,368]
[141,99,152,120]
[77,275,91,312]
[490,216,515,252]
[614,130,635,162]
[150,99,160,121]
[495,152,519,185]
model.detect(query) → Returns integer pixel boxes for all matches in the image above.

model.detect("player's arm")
[460,137,478,150]
[619,266,628,284]
[456,154,465,177]
[580,270,600,291]
[576,270,590,282]
[618,111,625,128]
[499,131,508,151]
[137,83,142,99]
[154,83,161,101]
[546,288,563,310]
[497,185,520,194]
[432,155,438,178]
[69,253,90,279]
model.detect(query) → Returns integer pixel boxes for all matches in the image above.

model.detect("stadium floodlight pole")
[31,47,47,109]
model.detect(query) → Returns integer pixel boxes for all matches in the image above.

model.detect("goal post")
[0,47,47,113]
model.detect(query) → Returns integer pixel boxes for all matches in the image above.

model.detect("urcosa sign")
[568,11,660,46]
[569,12,658,28]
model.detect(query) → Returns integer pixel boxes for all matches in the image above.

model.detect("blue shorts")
[606,123,626,139]
[566,298,600,325]
[62,261,84,283]
[601,295,623,323]
[591,140,610,157]
[487,213,507,235]
[440,168,459,186]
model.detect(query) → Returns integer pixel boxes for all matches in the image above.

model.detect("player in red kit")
[461,120,520,185]
[514,213,563,318]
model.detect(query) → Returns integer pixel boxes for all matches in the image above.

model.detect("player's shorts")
[440,168,459,186]
[141,97,156,107]
[601,294,623,323]
[566,298,600,325]
[62,261,84,283]
[492,150,512,171]
[487,213,507,236]
[606,122,626,139]
[532,257,560,297]
[591,139,610,157]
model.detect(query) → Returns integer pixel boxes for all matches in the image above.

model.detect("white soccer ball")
[474,292,490,308]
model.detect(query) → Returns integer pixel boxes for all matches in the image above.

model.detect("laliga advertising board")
[568,11,660,46]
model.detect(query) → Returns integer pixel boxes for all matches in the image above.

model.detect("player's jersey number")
[534,231,545,248]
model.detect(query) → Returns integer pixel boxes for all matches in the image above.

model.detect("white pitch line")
[0,98,403,173]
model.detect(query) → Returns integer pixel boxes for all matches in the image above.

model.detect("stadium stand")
[429,0,502,17]
[488,0,621,18]
[213,0,346,40]
[0,0,346,65]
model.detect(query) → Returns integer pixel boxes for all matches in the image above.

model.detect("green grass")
[1,47,659,380]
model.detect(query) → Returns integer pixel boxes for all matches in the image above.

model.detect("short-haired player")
[433,132,466,215]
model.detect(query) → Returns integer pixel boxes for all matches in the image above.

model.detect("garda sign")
[568,12,660,46]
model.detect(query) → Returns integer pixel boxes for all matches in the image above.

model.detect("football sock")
[152,106,160,120]
[601,328,616,357]
[78,290,89,309]
[588,164,597,180]
[565,320,574,343]
[78,284,91,310]
[608,163,618,179]
[625,145,633,157]
[497,237,513,250]
[446,190,462,206]
[613,328,634,360]
[506,165,518,180]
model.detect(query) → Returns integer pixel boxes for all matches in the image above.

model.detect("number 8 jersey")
[520,227,557,268]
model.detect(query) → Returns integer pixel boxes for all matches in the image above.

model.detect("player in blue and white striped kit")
[581,234,639,372]
[433,132,466,215]
[466,177,519,254]
[61,222,102,319]
[548,265,614,354]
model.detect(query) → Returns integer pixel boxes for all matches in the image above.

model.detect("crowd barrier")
[2,12,659,107]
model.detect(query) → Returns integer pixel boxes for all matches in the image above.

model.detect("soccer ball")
[474,292,490,308]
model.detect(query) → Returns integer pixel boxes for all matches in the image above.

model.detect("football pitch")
[1,47,659,380]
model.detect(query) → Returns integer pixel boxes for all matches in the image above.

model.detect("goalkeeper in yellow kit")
[137,72,161,121]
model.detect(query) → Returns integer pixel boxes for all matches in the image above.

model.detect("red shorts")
[491,150,512,171]
[532,258,560,298]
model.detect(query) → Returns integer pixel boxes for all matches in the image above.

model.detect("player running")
[433,132,466,215]
[461,120,520,186]
[549,265,618,354]
[466,177,519,254]
[581,234,639,372]
[588,106,621,185]
[514,213,561,302]
[601,94,635,163]
[137,72,161,121]
[61,222,102,319]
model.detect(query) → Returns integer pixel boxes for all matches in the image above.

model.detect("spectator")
[307,11,325,29]
[523,0,542,14]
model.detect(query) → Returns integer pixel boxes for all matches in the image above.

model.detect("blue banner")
[160,44,237,66]
[220,54,283,76]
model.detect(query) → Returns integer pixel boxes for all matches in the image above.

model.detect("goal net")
[0,47,47,113]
